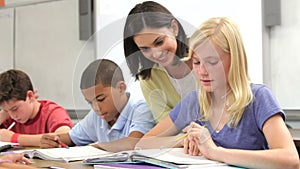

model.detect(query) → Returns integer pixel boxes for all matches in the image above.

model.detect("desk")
[30,158,93,169]
[290,129,300,147]
[289,128,300,159]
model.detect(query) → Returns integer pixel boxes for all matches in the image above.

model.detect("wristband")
[10,133,19,143]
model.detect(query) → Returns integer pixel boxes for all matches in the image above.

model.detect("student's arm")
[54,126,72,134]
[0,119,72,147]
[0,127,71,147]
[135,115,183,149]
[0,129,65,147]
[92,131,143,152]
[0,153,35,169]
[39,132,75,148]
[187,114,299,169]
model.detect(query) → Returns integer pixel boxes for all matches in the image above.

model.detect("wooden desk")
[30,158,93,169]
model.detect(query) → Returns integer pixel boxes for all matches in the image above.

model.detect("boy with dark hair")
[0,69,73,146]
[40,59,155,152]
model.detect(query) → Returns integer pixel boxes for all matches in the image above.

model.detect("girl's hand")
[188,122,217,159]
[0,153,32,164]
[183,122,202,156]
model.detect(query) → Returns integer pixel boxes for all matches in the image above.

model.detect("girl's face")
[133,26,178,67]
[192,41,231,93]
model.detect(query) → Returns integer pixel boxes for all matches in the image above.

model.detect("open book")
[14,146,111,162]
[131,148,221,165]
[83,148,224,169]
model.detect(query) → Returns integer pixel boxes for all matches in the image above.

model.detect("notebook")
[13,145,111,162]
[83,148,224,169]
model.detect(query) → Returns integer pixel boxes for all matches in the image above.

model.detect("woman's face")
[192,41,231,93]
[133,26,178,67]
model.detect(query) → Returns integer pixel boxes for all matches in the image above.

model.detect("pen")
[7,122,16,130]
[175,133,188,141]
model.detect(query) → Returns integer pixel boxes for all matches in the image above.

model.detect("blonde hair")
[189,17,253,127]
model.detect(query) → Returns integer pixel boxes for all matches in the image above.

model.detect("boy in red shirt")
[0,69,73,147]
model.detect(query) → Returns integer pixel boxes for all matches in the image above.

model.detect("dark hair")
[123,1,188,80]
[80,59,124,90]
[0,69,33,104]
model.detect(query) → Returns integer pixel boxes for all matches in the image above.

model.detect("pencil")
[57,140,69,149]
[7,122,16,130]
[175,133,188,141]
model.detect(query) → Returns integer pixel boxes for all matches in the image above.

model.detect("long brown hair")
[123,1,188,80]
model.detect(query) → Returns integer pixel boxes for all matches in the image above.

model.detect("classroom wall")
[0,8,14,71]
[0,0,95,111]
[263,0,300,110]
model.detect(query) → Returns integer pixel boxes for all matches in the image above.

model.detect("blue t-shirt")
[69,93,156,146]
[169,84,285,150]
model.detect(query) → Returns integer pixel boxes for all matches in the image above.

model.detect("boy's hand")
[39,133,60,148]
[0,129,14,142]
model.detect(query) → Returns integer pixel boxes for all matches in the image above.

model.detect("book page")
[133,148,221,165]
[24,146,111,162]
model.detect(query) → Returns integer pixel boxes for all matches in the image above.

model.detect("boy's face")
[0,92,35,124]
[81,83,123,123]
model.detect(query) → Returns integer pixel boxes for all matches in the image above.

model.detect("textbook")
[14,146,111,162]
[83,148,223,169]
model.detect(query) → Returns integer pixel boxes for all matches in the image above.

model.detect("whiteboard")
[94,0,263,100]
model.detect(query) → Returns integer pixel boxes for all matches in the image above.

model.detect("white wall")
[0,8,14,71]
[93,0,263,100]
[0,0,95,110]
[266,0,300,109]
